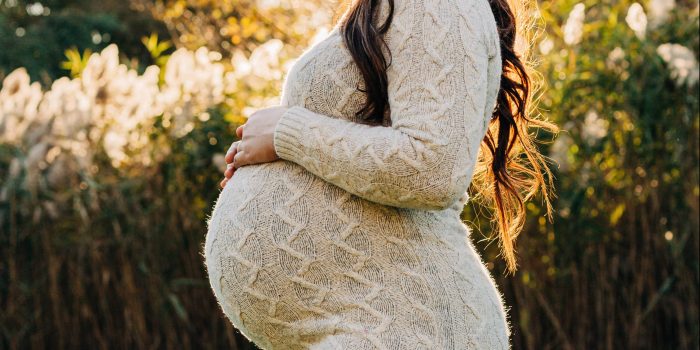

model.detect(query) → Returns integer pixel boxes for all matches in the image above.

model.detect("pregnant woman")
[205,0,556,348]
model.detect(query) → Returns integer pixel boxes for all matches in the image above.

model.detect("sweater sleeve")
[273,0,497,211]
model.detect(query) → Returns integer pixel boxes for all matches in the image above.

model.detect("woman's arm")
[271,0,496,211]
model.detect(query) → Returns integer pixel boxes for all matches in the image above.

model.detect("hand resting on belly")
[220,105,288,188]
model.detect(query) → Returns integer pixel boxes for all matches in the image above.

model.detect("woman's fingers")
[224,164,235,179]
[221,136,245,189]
[232,150,247,169]
[225,141,239,164]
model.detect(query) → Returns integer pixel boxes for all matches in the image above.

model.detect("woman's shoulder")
[381,0,498,56]
[387,0,492,19]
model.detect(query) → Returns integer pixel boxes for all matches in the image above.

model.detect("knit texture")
[204,0,509,348]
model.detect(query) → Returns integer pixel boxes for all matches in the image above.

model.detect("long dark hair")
[338,0,559,274]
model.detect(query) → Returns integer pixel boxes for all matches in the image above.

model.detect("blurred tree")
[126,0,345,131]
[130,0,341,55]
[464,1,700,348]
[0,0,169,83]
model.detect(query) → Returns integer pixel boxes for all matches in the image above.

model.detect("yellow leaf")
[610,203,625,225]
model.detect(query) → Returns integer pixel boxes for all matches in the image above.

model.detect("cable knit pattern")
[204,0,509,348]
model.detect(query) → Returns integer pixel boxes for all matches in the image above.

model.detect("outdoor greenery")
[1,0,698,349]
[467,1,699,348]
[0,0,169,82]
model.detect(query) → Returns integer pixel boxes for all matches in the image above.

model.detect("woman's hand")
[220,106,288,188]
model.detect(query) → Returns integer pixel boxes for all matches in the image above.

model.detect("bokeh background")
[1,0,698,349]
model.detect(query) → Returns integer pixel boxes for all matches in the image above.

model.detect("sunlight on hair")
[470,0,560,275]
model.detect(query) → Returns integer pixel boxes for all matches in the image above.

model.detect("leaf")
[142,33,173,61]
[60,47,93,77]
[610,203,626,225]
[156,55,170,67]
[142,33,159,56]
[156,41,172,56]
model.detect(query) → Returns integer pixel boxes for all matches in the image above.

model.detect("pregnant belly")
[202,160,491,347]
[203,159,421,344]
[205,159,385,251]
[205,159,429,259]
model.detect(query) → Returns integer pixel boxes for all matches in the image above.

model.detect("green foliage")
[60,47,93,77]
[0,105,254,349]
[0,0,169,83]
[132,0,337,56]
[142,33,173,67]
[465,1,699,348]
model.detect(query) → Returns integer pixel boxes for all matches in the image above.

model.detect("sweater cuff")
[273,106,309,161]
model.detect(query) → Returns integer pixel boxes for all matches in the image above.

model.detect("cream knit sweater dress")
[204,0,509,348]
